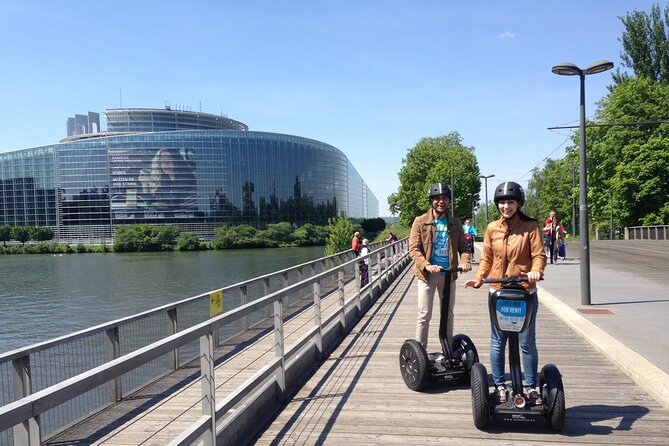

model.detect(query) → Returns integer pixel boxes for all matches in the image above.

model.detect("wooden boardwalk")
[253,268,669,445]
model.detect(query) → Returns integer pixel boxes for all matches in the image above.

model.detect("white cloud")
[497,31,515,39]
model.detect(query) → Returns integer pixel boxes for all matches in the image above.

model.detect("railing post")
[12,355,40,446]
[282,271,289,306]
[274,296,286,403]
[297,266,304,303]
[167,309,179,370]
[313,280,323,360]
[354,257,361,314]
[106,327,122,401]
[240,285,249,332]
[263,278,271,319]
[200,332,216,446]
[338,269,345,332]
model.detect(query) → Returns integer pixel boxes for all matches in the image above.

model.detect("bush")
[176,232,203,251]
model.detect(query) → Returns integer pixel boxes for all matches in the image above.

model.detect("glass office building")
[0,108,379,243]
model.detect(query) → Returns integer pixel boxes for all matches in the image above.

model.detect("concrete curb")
[538,284,669,412]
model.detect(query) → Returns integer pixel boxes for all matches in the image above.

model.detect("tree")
[176,232,203,251]
[12,226,31,245]
[387,193,400,220]
[528,158,576,227]
[324,217,357,256]
[293,223,328,246]
[396,132,481,226]
[31,226,54,242]
[360,217,386,236]
[0,224,11,246]
[614,4,669,84]
[587,76,669,226]
[263,222,294,243]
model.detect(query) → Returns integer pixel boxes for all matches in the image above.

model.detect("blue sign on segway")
[495,299,527,332]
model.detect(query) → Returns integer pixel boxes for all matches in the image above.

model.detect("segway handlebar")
[483,276,542,284]
[439,267,463,273]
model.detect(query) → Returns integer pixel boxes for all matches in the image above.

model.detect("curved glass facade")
[0,109,378,242]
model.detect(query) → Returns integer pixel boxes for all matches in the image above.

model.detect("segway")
[399,267,479,391]
[470,276,565,431]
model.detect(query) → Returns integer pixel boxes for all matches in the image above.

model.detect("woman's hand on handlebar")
[463,277,483,289]
[521,271,542,285]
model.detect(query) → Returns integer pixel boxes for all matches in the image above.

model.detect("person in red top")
[352,231,361,257]
[543,216,567,264]
[543,210,556,255]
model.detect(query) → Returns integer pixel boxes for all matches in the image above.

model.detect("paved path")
[538,240,668,374]
[254,245,669,444]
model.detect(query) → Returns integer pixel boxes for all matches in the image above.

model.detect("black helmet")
[428,183,452,200]
[493,181,525,206]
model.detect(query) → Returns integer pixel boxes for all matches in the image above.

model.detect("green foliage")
[324,217,357,256]
[155,225,182,250]
[30,226,54,242]
[360,217,386,236]
[12,226,31,245]
[0,224,12,246]
[375,223,410,243]
[387,193,400,218]
[528,158,576,226]
[614,4,669,84]
[396,132,481,226]
[263,222,294,243]
[529,76,669,230]
[589,76,669,226]
[176,232,204,251]
[113,224,182,252]
[211,225,256,249]
[293,223,329,246]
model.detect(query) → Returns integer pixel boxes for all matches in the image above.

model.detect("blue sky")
[0,1,659,215]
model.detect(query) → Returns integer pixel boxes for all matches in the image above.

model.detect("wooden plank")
[47,264,669,445]
[253,269,669,445]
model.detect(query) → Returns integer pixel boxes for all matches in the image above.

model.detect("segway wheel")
[540,364,565,431]
[399,339,429,391]
[452,334,479,382]
[470,362,490,429]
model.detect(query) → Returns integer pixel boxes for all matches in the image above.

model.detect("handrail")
[0,238,410,445]
[625,225,669,240]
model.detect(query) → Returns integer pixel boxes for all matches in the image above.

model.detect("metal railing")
[0,239,409,445]
[626,225,669,240]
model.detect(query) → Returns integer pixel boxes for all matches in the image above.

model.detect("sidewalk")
[474,240,669,411]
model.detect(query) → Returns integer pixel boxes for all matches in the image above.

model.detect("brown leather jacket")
[475,213,546,290]
[409,209,472,282]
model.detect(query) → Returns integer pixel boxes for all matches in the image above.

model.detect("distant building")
[0,107,378,243]
[66,112,100,137]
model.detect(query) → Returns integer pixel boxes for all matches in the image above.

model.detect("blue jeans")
[489,290,539,388]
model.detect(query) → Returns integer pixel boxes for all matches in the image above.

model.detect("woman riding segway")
[463,182,549,416]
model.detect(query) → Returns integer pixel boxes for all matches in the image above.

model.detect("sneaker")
[524,387,542,405]
[497,386,508,403]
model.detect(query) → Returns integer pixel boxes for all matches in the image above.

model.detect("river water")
[0,246,324,353]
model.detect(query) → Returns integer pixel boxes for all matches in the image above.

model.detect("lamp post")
[552,60,614,306]
[479,174,495,226]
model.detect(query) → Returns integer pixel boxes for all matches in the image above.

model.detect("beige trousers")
[415,273,456,351]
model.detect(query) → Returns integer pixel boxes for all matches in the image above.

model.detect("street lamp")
[552,60,614,306]
[479,174,495,226]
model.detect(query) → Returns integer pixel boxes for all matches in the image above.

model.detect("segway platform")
[399,267,478,391]
[470,277,565,431]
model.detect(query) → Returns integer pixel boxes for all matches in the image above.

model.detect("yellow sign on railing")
[209,290,223,316]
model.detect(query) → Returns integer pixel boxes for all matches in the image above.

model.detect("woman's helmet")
[493,181,525,206]
[428,183,451,200]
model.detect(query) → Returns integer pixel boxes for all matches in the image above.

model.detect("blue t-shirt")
[431,216,450,273]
